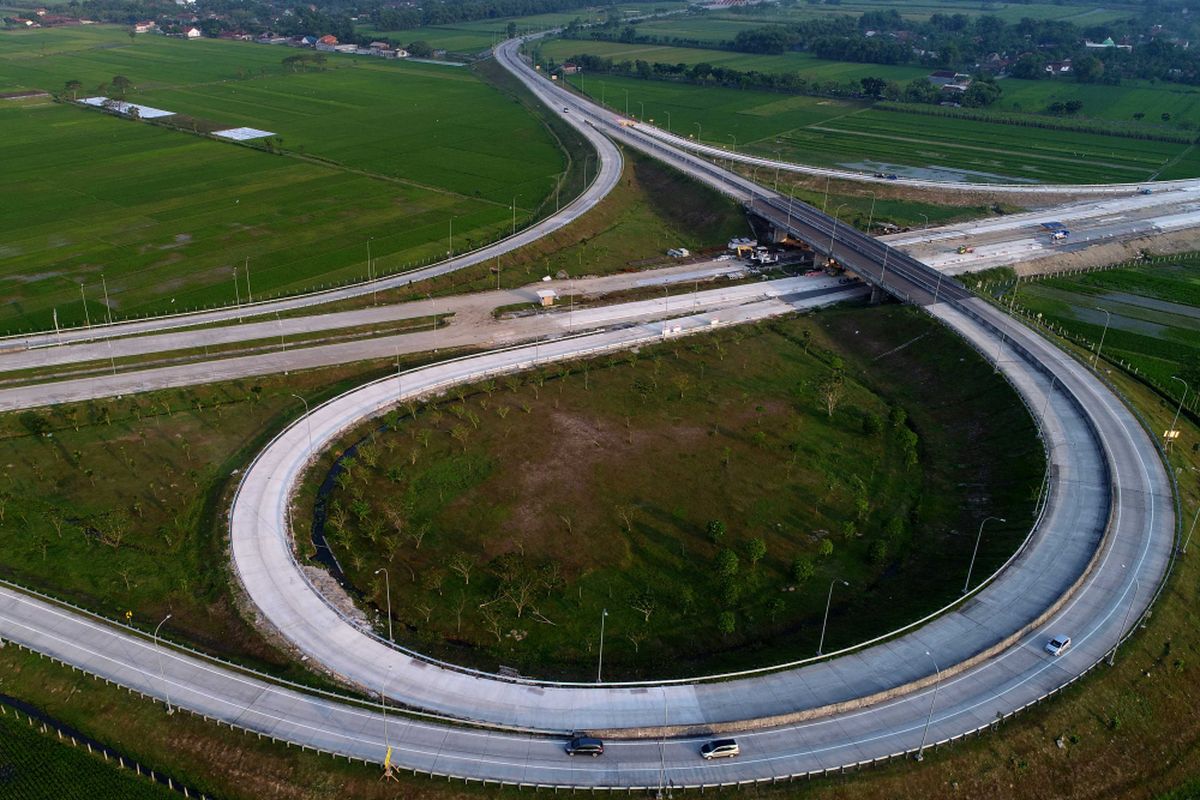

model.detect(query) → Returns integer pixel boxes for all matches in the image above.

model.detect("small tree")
[715,548,739,579]
[746,537,767,568]
[791,557,815,584]
[629,588,656,622]
[449,552,475,584]
[717,611,736,635]
[818,539,834,558]
[818,371,845,417]
[64,79,82,99]
[706,519,726,544]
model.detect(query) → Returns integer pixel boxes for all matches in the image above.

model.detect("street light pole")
[693,122,702,140]
[916,650,940,761]
[817,579,848,656]
[963,516,1006,594]
[828,203,847,264]
[80,284,92,330]
[638,100,645,119]
[664,110,671,133]
[596,608,608,682]
[99,275,113,326]
[290,393,312,451]
[727,133,737,151]
[1093,307,1111,368]
[1167,376,1189,448]
[1108,577,1140,666]
[919,213,929,231]
[866,191,877,234]
[374,567,392,642]
[1183,503,1199,554]
[153,613,174,714]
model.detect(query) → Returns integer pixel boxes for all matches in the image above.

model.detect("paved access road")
[0,274,848,411]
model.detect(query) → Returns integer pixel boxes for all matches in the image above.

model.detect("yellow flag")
[384,746,392,769]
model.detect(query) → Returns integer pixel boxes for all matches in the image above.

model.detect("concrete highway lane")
[0,34,1178,793]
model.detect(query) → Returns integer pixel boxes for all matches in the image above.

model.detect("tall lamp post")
[1108,576,1140,666]
[1092,307,1111,368]
[817,579,848,656]
[727,133,737,151]
[596,608,609,682]
[375,567,392,642]
[963,516,1006,594]
[915,650,940,761]
[664,110,671,133]
[828,203,847,264]
[153,613,174,714]
[1182,503,1199,554]
[693,122,702,140]
[1167,376,1189,449]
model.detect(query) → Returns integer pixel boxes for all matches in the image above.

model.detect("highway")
[0,273,850,411]
[0,32,1181,792]
[0,289,1175,787]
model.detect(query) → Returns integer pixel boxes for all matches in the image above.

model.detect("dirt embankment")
[1013,228,1200,277]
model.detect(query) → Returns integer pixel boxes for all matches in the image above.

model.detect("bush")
[862,411,883,436]
[818,539,834,558]
[706,519,727,544]
[791,556,815,583]
[717,611,736,635]
[716,548,740,578]
[746,537,767,566]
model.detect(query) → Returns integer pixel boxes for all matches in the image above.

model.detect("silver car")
[700,738,740,759]
[1045,635,1071,656]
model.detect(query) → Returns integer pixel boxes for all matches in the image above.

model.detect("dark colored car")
[565,736,605,757]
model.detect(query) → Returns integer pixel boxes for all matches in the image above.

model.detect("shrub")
[716,548,739,578]
[706,519,727,544]
[717,611,736,635]
[791,557,815,583]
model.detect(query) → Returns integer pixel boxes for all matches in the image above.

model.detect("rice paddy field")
[540,38,930,83]
[563,73,1200,183]
[356,2,688,54]
[1009,255,1200,411]
[0,26,566,330]
[692,0,1138,26]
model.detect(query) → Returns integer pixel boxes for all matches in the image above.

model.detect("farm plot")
[539,38,929,83]
[996,77,1200,130]
[0,27,565,330]
[1011,257,1200,402]
[566,74,1192,184]
[565,72,864,142]
[764,109,1188,184]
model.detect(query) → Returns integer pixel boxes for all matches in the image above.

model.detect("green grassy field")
[1006,255,1200,412]
[697,0,1138,25]
[307,306,1041,679]
[356,3,689,53]
[562,73,1193,183]
[995,76,1200,131]
[0,26,566,330]
[0,356,452,684]
[0,704,178,800]
[541,37,931,82]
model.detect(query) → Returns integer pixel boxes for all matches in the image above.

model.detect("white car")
[1045,635,1071,656]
